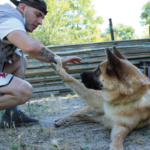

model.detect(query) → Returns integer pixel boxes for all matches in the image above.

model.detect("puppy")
[51,46,150,150]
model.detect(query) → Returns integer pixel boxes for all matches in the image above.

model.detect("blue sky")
[1,0,149,38]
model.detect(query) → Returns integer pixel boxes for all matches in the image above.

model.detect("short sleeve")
[0,18,26,42]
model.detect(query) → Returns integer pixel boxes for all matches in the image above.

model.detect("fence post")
[109,18,115,41]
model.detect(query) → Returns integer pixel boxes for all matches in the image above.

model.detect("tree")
[140,1,150,26]
[100,33,111,42]
[141,25,149,38]
[30,0,103,46]
[101,23,136,41]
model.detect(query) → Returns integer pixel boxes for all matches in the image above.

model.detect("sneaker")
[0,110,39,128]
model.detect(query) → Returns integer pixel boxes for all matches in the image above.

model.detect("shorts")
[0,72,13,87]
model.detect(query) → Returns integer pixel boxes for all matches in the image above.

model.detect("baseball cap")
[10,0,48,15]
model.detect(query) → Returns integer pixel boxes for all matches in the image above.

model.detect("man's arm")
[7,30,56,63]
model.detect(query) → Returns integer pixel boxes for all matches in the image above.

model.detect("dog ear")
[105,48,122,78]
[112,46,126,60]
[106,48,120,71]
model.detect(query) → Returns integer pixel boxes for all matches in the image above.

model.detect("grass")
[66,93,72,98]
[9,135,26,150]
[24,94,62,117]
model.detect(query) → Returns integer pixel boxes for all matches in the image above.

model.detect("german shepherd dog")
[51,47,150,150]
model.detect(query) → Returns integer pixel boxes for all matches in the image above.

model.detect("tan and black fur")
[51,47,150,150]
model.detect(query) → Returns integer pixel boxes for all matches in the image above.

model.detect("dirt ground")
[0,94,150,150]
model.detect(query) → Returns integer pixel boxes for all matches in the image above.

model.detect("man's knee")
[16,81,33,104]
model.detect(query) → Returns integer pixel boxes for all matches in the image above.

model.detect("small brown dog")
[52,46,150,150]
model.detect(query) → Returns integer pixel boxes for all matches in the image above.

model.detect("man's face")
[24,6,45,32]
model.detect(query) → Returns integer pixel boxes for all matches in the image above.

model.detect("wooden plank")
[31,77,81,87]
[27,54,90,68]
[25,63,100,76]
[26,53,90,63]
[129,58,150,65]
[33,85,71,93]
[26,53,150,71]
[31,91,60,99]
[45,39,150,52]
[25,44,150,60]
[32,81,64,87]
[27,62,50,69]
[26,73,80,83]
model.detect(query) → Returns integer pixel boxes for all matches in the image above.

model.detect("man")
[0,0,82,128]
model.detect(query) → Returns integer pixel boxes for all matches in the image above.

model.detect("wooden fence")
[25,38,150,97]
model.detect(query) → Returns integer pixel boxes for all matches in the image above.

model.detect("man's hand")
[62,56,82,71]
[7,53,21,63]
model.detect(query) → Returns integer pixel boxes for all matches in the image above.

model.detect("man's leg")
[0,77,32,110]
[3,56,27,116]
[0,56,39,128]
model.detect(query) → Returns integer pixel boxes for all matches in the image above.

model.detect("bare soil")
[0,94,150,150]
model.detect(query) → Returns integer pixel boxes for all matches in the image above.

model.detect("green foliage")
[140,1,150,26]
[66,93,72,98]
[113,24,135,40]
[102,23,136,41]
[100,32,111,42]
[9,136,26,150]
[38,127,44,134]
[30,0,103,45]
[142,25,150,38]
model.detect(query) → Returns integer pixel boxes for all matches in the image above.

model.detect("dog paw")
[55,56,62,66]
[109,143,124,150]
[54,117,74,127]
[51,56,62,72]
